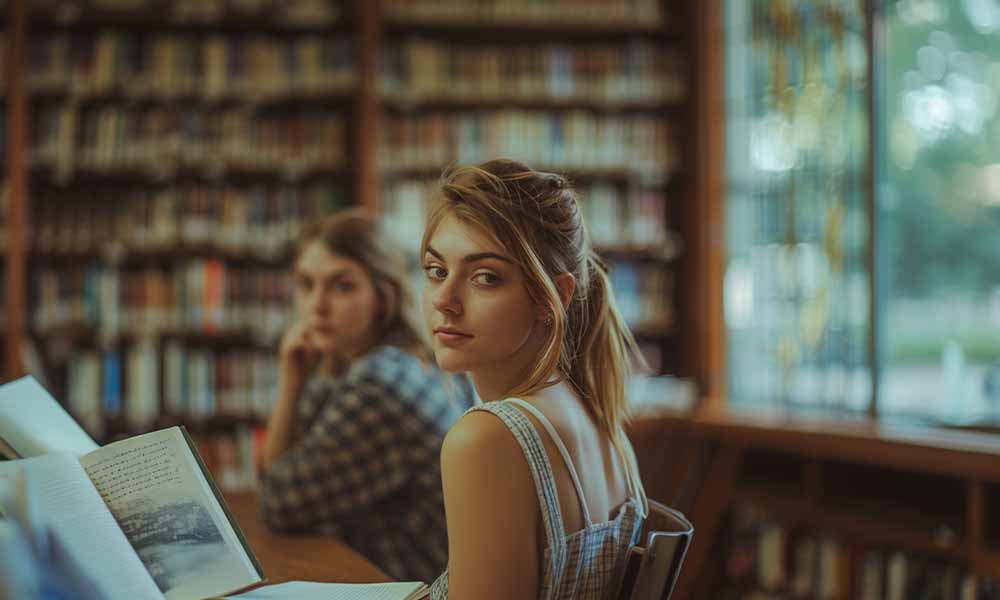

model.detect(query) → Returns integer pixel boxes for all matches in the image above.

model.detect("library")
[1,1,999,599]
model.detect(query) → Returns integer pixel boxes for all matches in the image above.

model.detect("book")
[618,504,693,600]
[0,376,98,459]
[218,580,429,600]
[0,376,264,600]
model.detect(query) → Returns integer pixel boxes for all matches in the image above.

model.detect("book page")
[222,581,429,600]
[80,427,261,600]
[0,376,99,458]
[0,453,163,600]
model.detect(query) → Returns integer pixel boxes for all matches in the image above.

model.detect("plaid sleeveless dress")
[429,398,649,600]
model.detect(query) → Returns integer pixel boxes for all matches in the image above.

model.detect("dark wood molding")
[356,0,380,213]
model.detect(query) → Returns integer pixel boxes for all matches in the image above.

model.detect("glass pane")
[725,0,872,413]
[880,0,1000,424]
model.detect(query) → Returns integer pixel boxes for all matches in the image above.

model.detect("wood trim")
[5,0,28,381]
[865,0,883,418]
[643,408,1000,482]
[356,0,380,213]
[686,0,726,408]
[970,480,984,555]
[673,444,742,600]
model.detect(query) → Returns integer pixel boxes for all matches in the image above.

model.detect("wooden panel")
[971,480,985,554]
[679,0,726,407]
[356,0,380,213]
[673,444,742,600]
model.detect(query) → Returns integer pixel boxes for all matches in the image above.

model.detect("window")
[724,0,1000,424]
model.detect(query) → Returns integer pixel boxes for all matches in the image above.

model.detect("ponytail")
[564,253,638,459]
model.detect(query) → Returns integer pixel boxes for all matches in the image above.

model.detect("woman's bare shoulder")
[442,408,522,467]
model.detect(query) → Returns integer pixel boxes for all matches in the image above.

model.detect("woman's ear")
[553,273,575,311]
[535,273,576,324]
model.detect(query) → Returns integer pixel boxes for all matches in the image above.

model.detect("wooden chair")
[617,500,694,600]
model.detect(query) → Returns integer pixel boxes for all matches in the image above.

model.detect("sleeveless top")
[429,398,649,600]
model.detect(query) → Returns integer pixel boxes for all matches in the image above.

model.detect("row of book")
[30,0,339,27]
[381,0,664,23]
[66,342,279,434]
[31,182,348,257]
[191,425,261,493]
[381,39,685,104]
[32,105,347,176]
[381,178,673,250]
[609,260,674,331]
[33,263,291,338]
[26,33,355,99]
[724,505,997,600]
[379,111,678,178]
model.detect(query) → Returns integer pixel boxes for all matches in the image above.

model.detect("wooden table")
[223,491,391,585]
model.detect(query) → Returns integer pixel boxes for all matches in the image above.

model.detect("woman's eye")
[334,281,356,292]
[472,272,501,286]
[425,265,447,280]
[296,277,313,292]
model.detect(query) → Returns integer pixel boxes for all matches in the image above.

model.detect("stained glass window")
[725,0,872,413]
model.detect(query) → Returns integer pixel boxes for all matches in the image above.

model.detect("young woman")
[258,209,474,583]
[421,159,649,599]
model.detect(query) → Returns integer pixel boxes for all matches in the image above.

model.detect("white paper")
[0,376,99,458]
[0,454,164,600]
[224,581,428,600]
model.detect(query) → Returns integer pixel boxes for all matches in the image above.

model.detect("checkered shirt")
[259,345,474,583]
[429,400,645,600]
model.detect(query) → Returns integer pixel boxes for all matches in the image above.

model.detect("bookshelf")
[0,0,703,491]
[5,0,363,485]
[376,0,691,373]
[628,410,1000,599]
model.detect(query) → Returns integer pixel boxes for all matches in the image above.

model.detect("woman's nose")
[308,290,331,315]
[432,278,462,316]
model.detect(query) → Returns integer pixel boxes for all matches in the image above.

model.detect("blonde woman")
[259,209,475,582]
[421,159,649,599]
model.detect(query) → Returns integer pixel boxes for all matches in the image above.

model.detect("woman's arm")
[439,412,541,600]
[262,321,319,471]
[260,372,304,472]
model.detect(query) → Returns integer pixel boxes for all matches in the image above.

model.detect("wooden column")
[5,0,28,381]
[356,0,380,213]
[678,0,726,410]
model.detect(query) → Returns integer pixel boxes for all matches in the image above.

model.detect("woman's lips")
[434,329,473,345]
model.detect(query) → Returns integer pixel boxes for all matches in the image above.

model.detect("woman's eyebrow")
[425,245,512,264]
[295,268,352,281]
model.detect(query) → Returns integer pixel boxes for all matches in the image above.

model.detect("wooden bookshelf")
[628,408,1000,598]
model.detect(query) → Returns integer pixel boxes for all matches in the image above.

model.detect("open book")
[0,376,264,600]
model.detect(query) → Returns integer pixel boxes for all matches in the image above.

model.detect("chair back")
[616,500,694,600]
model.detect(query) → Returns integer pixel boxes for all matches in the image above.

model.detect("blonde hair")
[420,159,641,455]
[297,208,432,366]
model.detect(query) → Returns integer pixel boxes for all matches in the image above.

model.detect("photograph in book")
[115,497,229,592]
